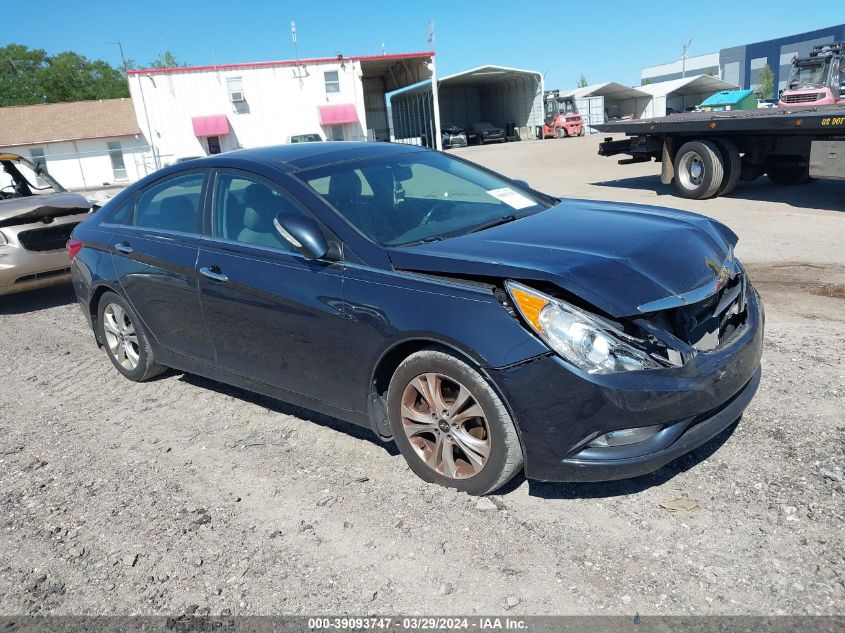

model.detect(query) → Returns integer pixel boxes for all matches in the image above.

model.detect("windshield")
[299,151,554,246]
[789,60,828,89]
[0,155,63,199]
[290,134,322,143]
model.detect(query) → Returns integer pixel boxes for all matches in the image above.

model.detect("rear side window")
[105,198,133,225]
[135,173,205,234]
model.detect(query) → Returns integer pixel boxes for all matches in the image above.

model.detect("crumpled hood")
[0,192,92,223]
[387,198,739,317]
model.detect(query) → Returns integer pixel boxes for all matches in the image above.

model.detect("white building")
[126,51,437,164]
[641,52,722,85]
[0,99,154,190]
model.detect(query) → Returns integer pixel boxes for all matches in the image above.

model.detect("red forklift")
[778,42,844,106]
[542,90,585,138]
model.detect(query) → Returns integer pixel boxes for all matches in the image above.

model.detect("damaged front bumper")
[0,215,83,296]
[488,287,764,482]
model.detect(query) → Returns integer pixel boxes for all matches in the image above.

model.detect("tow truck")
[542,90,584,138]
[597,105,845,199]
[779,42,844,106]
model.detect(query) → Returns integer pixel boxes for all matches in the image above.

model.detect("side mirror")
[512,179,531,190]
[273,213,330,260]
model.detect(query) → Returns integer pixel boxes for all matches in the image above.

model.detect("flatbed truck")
[596,105,845,199]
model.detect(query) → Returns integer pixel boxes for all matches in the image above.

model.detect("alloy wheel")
[400,372,491,479]
[102,303,140,371]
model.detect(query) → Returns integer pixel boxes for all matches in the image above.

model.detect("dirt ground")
[0,136,842,617]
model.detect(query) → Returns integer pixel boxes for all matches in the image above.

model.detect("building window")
[29,147,48,187]
[324,70,340,94]
[227,76,245,104]
[107,141,127,181]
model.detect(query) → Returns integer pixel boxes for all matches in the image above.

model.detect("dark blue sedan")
[67,142,763,495]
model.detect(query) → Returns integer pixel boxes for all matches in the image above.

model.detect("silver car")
[0,154,92,296]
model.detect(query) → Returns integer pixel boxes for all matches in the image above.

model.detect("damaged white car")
[0,153,92,296]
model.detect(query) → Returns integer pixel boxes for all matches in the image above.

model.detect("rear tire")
[673,140,724,199]
[713,139,741,196]
[97,291,166,382]
[767,160,810,186]
[578,126,585,137]
[387,349,523,495]
[555,127,566,139]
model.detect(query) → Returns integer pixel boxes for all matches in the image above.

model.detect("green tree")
[0,44,48,106]
[0,44,128,106]
[706,67,718,77]
[756,64,774,100]
[37,51,129,103]
[577,74,588,88]
[149,51,186,69]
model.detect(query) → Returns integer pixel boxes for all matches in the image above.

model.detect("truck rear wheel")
[673,140,724,199]
[714,139,741,196]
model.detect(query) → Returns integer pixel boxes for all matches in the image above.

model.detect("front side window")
[299,152,553,246]
[213,173,308,252]
[135,172,205,233]
[324,70,340,94]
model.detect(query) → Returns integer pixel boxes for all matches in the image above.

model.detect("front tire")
[97,291,166,382]
[387,349,523,495]
[673,140,724,199]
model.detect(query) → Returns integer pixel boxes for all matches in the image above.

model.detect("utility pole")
[109,40,128,72]
[111,40,160,170]
[681,39,693,78]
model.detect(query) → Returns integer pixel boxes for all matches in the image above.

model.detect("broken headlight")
[506,281,661,374]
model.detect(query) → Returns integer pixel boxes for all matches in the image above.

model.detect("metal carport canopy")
[357,52,435,143]
[561,82,650,100]
[390,65,544,148]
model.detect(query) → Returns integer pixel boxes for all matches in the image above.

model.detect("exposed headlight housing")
[505,280,661,374]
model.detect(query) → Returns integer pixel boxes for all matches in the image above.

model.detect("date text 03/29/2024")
[307,617,528,630]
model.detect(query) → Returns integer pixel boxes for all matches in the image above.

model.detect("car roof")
[194,142,428,172]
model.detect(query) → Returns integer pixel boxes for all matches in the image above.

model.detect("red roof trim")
[127,51,435,76]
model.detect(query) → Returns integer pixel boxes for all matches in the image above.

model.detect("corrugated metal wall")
[437,87,482,128]
[574,96,604,133]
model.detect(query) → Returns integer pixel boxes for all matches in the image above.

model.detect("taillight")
[66,238,83,260]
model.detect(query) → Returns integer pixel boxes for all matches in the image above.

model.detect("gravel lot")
[0,136,842,617]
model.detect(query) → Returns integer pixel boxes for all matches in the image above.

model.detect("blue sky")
[4,1,838,89]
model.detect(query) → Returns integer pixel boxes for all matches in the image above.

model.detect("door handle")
[199,266,228,282]
[114,242,133,254]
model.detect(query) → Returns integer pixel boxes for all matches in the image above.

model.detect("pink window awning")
[318,104,359,125]
[192,114,230,137]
